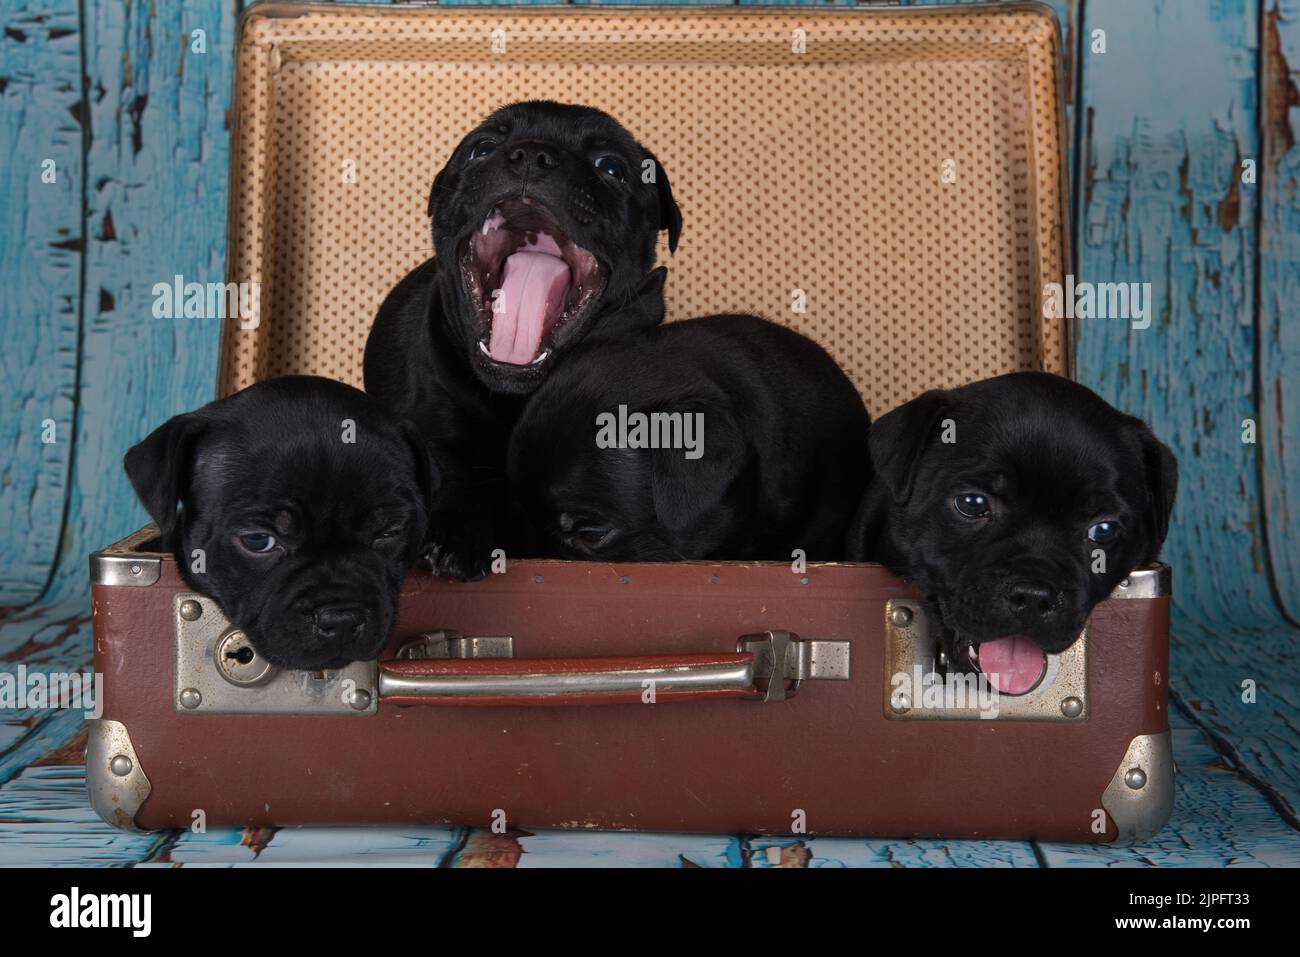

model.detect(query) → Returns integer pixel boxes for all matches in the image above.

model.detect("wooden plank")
[745,836,1040,868]
[0,765,166,866]
[1037,723,1300,867]
[0,598,95,788]
[1075,0,1269,624]
[1260,0,1300,621]
[41,0,236,603]
[1073,0,1300,815]
[516,830,742,867]
[0,0,82,605]
[1168,621,1300,823]
[156,825,463,866]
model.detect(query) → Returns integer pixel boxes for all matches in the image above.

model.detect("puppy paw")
[423,521,494,582]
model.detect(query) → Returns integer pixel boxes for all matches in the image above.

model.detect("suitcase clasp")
[737,630,851,702]
[395,631,515,661]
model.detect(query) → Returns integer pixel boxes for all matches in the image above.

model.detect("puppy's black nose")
[312,605,366,643]
[1002,579,1059,619]
[507,141,557,173]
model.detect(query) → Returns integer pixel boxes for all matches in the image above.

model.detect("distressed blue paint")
[40,0,237,604]
[1076,0,1268,625]
[745,836,1040,868]
[1075,0,1300,819]
[1037,725,1300,867]
[0,598,94,789]
[0,766,166,866]
[1260,0,1300,620]
[160,825,463,866]
[517,831,742,866]
[0,0,81,605]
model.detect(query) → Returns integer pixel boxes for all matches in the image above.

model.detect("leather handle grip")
[377,653,760,707]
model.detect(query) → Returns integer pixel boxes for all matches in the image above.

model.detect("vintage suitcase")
[87,2,1174,843]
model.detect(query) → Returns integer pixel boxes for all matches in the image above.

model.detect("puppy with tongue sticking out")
[364,102,682,580]
[849,372,1178,697]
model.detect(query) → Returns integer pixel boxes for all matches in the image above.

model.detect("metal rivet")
[129,562,143,577]
[891,693,911,713]
[1061,696,1084,718]
[890,606,913,628]
[1125,767,1147,790]
[348,689,372,711]
[1119,578,1131,589]
[179,688,202,709]
[110,755,133,776]
[179,599,202,621]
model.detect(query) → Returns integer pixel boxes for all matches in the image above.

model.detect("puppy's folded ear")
[651,406,747,538]
[123,412,206,543]
[868,389,951,504]
[1137,425,1178,555]
[427,163,450,221]
[645,151,682,254]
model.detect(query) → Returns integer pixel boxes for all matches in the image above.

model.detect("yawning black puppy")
[849,371,1178,694]
[509,315,872,562]
[124,376,435,670]
[364,101,681,579]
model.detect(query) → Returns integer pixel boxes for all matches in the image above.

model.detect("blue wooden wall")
[0,0,1297,866]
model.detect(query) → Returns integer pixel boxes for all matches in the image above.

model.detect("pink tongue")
[977,636,1047,695]
[488,250,570,365]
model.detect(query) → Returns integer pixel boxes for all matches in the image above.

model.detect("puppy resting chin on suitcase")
[850,371,1178,695]
[124,376,435,671]
[510,314,872,562]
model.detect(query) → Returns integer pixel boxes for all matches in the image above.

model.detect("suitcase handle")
[376,630,851,707]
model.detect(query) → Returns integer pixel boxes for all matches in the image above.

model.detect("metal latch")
[395,630,515,661]
[737,630,851,702]
[172,593,378,716]
[883,599,1088,721]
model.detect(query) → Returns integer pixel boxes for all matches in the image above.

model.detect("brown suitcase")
[87,2,1174,843]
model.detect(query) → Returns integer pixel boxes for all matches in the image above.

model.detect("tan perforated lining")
[220,4,1070,416]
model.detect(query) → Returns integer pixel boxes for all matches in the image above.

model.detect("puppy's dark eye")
[469,138,498,160]
[953,493,990,518]
[238,532,278,554]
[593,155,627,182]
[575,526,614,548]
[1088,521,1121,545]
[373,526,404,546]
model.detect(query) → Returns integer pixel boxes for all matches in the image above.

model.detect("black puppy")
[124,376,435,670]
[849,371,1177,694]
[364,101,681,578]
[510,315,871,562]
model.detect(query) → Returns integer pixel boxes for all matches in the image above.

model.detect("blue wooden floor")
[0,0,1297,866]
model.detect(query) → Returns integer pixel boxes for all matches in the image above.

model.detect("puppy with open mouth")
[364,101,682,579]
[849,372,1178,695]
[124,376,436,671]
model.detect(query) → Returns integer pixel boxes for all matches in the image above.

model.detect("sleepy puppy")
[124,376,435,670]
[849,371,1178,694]
[509,314,871,561]
[364,101,681,579]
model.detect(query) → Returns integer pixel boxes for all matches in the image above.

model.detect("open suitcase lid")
[220,2,1071,417]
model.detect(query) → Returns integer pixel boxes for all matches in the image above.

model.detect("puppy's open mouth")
[461,198,605,367]
[965,634,1048,696]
